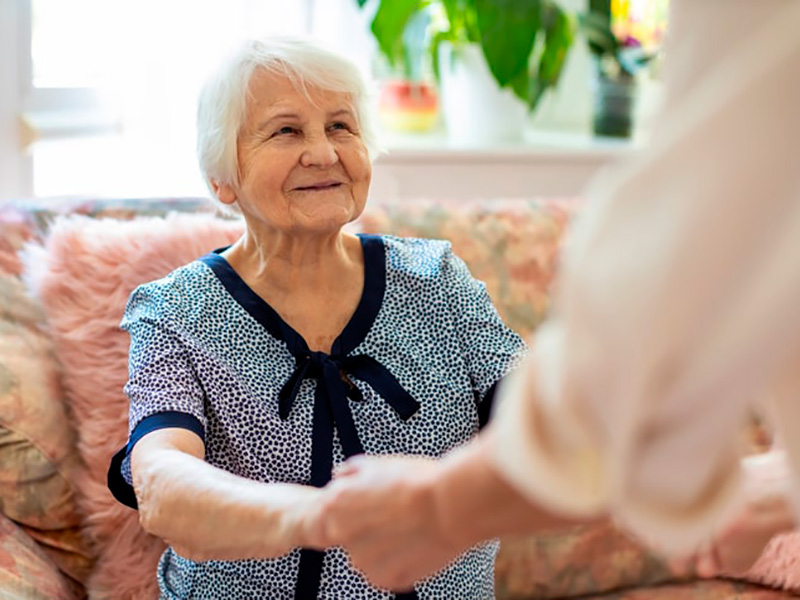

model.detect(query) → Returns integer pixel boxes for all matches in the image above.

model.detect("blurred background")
[0,0,669,203]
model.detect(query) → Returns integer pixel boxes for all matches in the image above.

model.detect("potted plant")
[363,4,441,133]
[356,0,576,143]
[580,0,667,137]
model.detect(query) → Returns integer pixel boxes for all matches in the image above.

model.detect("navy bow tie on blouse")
[281,348,421,600]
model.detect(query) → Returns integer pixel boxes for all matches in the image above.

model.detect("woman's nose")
[300,134,338,168]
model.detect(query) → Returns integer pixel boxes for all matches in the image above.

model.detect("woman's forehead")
[246,70,354,119]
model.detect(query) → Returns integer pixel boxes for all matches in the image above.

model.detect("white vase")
[438,42,528,145]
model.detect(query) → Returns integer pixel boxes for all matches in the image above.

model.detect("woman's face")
[218,69,371,235]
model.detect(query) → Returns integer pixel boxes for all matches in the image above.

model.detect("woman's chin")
[290,215,355,236]
[291,204,363,233]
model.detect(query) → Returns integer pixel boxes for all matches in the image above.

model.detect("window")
[6,0,372,201]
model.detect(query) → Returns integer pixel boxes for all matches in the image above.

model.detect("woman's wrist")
[269,484,322,551]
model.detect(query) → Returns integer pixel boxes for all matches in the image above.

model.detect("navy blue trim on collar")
[334,234,385,356]
[198,234,385,358]
[194,235,417,599]
[198,250,290,344]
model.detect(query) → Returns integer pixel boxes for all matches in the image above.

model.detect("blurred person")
[309,0,800,591]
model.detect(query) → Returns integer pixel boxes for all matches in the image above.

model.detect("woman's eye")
[330,122,349,131]
[274,126,296,136]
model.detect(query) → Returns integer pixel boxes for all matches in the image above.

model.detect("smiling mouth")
[294,181,343,192]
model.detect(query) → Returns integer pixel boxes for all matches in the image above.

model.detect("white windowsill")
[377,127,638,164]
[370,127,639,201]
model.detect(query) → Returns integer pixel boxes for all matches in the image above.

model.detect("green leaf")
[474,0,542,87]
[441,0,480,42]
[355,0,370,8]
[579,11,617,57]
[618,46,653,77]
[463,0,481,42]
[371,0,424,68]
[530,4,575,109]
[588,0,610,20]
[538,5,575,85]
[508,65,529,105]
[441,0,462,29]
[429,29,455,82]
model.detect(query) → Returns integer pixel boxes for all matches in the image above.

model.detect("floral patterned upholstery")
[0,273,93,591]
[359,198,575,340]
[0,499,83,599]
[585,579,791,599]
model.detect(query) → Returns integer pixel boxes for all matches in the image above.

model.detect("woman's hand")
[306,454,455,591]
[306,432,582,591]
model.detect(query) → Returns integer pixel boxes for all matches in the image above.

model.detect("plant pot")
[378,79,439,133]
[438,42,528,145]
[592,71,638,138]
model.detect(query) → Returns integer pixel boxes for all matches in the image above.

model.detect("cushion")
[582,579,794,599]
[0,273,93,588]
[743,532,800,593]
[495,520,681,599]
[23,213,243,599]
[0,197,216,277]
[0,511,83,600]
[359,198,575,339]
[0,208,37,277]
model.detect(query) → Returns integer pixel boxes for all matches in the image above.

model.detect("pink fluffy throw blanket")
[23,214,242,599]
[746,532,800,592]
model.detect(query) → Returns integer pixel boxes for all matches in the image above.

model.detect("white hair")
[196,36,382,203]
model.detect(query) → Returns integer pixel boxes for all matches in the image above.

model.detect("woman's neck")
[222,225,361,295]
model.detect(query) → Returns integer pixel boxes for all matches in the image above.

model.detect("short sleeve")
[107,284,207,509]
[441,248,528,420]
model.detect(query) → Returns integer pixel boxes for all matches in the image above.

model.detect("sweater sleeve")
[490,0,800,552]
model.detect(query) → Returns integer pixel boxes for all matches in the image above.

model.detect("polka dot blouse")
[108,234,527,600]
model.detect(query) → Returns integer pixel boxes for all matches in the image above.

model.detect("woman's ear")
[210,179,237,205]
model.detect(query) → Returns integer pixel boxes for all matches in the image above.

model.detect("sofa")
[0,195,797,599]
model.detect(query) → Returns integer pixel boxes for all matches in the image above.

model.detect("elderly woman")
[107,37,525,599]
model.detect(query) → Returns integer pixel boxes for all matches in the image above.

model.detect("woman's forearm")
[132,430,318,561]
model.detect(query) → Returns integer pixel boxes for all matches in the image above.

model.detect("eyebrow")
[328,108,356,121]
[256,108,357,133]
[256,112,301,133]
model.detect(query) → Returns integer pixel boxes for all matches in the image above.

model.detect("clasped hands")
[287,449,797,592]
[293,454,461,592]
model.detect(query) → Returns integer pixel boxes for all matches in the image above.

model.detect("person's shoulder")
[123,258,215,324]
[380,235,454,278]
[133,259,211,300]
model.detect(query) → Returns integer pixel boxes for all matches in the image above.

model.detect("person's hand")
[306,454,463,591]
[304,432,585,591]
[669,451,797,578]
[669,496,790,578]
